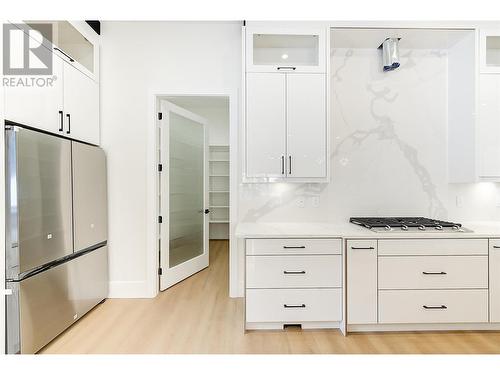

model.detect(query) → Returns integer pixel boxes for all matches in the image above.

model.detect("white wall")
[100,21,241,297]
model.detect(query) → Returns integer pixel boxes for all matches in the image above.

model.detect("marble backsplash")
[238,47,500,223]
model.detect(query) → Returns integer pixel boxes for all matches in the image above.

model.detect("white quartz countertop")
[235,221,500,239]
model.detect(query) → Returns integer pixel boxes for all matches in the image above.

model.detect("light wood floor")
[41,240,500,354]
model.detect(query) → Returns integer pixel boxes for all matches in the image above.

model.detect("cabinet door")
[347,240,378,324]
[246,73,286,179]
[286,74,326,179]
[480,29,500,74]
[490,240,500,322]
[478,75,500,178]
[63,62,99,144]
[4,56,64,134]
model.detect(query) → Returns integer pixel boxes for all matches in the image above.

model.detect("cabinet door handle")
[283,246,305,249]
[58,111,64,132]
[284,304,306,308]
[423,305,447,310]
[422,271,447,275]
[66,114,71,134]
[351,246,375,250]
[277,66,296,71]
[283,270,306,275]
[493,246,500,249]
[54,47,75,62]
[281,155,285,175]
[288,155,292,175]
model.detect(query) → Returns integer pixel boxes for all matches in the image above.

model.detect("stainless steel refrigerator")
[5,125,108,354]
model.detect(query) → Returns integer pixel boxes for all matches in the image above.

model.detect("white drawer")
[378,256,488,289]
[378,239,488,256]
[246,255,341,288]
[246,238,341,255]
[379,289,488,324]
[246,288,342,323]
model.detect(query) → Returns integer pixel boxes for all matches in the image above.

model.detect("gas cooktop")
[349,217,472,233]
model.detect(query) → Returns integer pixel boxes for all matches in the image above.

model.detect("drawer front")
[246,238,341,255]
[378,256,488,290]
[246,255,341,288]
[378,239,488,256]
[246,288,342,323]
[379,289,488,324]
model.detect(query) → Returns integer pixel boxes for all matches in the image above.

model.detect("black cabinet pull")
[54,47,75,62]
[493,246,500,249]
[66,113,71,134]
[351,246,375,250]
[288,155,292,175]
[284,304,306,308]
[423,305,447,309]
[283,270,306,275]
[283,246,305,249]
[277,66,296,71]
[58,110,63,132]
[281,155,285,175]
[422,271,447,275]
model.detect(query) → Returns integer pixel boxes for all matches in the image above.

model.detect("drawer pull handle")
[351,246,375,250]
[283,246,306,249]
[422,271,447,275]
[493,246,500,249]
[283,270,306,275]
[277,66,296,71]
[284,304,306,309]
[423,305,447,310]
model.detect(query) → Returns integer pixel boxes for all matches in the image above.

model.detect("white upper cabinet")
[246,27,326,73]
[246,73,286,179]
[4,55,64,134]
[286,74,327,179]
[63,63,100,145]
[480,29,500,74]
[478,74,500,179]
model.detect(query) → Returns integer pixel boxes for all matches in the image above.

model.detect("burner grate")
[350,217,462,229]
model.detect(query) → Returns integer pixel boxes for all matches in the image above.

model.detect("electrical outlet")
[311,196,320,207]
[296,197,305,208]
[455,195,463,208]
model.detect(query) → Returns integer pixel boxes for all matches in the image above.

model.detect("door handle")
[288,155,292,175]
[283,246,305,249]
[493,246,500,249]
[277,66,296,71]
[423,305,447,310]
[422,271,447,275]
[284,304,306,308]
[66,114,71,134]
[204,209,210,214]
[281,155,285,175]
[351,246,375,250]
[283,270,306,275]
[58,111,63,132]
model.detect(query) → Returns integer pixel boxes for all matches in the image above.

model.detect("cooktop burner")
[349,217,472,233]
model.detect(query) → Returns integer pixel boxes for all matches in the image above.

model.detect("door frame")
[158,100,209,290]
[147,90,238,298]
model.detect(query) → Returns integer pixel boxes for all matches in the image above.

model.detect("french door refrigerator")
[5,125,108,354]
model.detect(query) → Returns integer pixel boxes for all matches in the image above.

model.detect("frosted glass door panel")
[169,112,204,268]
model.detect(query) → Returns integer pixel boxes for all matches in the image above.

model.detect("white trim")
[348,323,500,333]
[108,281,151,298]
[147,89,238,299]
[0,23,6,355]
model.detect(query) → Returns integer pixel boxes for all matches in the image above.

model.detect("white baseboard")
[108,280,151,298]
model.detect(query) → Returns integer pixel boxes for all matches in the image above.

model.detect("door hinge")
[158,112,163,120]
[158,267,163,275]
[158,163,163,172]
[158,216,163,223]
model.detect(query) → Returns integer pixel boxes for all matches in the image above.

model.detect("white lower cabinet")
[347,238,494,331]
[379,290,488,324]
[490,239,500,322]
[245,238,342,329]
[346,240,378,324]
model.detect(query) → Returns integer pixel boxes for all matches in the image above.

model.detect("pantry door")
[159,100,209,290]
